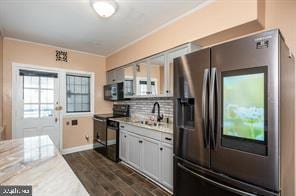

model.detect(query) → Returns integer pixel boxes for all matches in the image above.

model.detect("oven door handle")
[177,163,256,196]
[93,118,106,122]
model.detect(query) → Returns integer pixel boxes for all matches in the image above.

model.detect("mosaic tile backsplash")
[116,97,174,120]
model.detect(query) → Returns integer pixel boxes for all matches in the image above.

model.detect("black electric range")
[93,104,129,162]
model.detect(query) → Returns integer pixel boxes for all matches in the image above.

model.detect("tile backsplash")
[116,97,174,120]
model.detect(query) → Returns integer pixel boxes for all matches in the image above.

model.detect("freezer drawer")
[174,161,248,196]
[174,157,278,196]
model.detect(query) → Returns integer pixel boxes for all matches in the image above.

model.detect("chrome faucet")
[152,102,164,122]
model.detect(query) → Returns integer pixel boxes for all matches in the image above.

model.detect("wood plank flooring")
[64,150,172,196]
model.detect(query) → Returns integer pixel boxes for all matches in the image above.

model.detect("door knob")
[55,106,63,111]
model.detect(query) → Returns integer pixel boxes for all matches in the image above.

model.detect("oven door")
[106,124,119,162]
[93,117,107,152]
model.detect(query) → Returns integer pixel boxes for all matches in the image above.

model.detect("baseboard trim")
[62,139,117,155]
[62,144,94,155]
[120,161,173,194]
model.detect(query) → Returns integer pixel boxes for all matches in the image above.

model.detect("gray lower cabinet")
[160,143,173,190]
[142,137,161,181]
[119,130,128,162]
[119,123,173,190]
[127,132,142,170]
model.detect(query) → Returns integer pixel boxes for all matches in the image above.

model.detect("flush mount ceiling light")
[90,0,118,18]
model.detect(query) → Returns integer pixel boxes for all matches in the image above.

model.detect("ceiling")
[0,0,210,56]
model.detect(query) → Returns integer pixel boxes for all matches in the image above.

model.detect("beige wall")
[0,36,3,127]
[2,38,112,148]
[265,0,296,56]
[63,116,93,149]
[106,0,264,70]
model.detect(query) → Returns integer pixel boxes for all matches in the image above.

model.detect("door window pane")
[22,73,57,119]
[24,89,39,103]
[24,104,39,118]
[40,77,54,89]
[24,76,39,88]
[40,90,54,103]
[40,104,54,117]
[66,74,90,113]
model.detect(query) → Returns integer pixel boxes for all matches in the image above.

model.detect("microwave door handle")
[209,67,217,149]
[202,68,209,148]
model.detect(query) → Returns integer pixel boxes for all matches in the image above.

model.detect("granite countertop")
[110,117,174,134]
[0,135,89,196]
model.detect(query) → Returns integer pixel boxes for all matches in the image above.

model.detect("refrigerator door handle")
[202,68,209,147]
[177,163,256,196]
[209,67,217,149]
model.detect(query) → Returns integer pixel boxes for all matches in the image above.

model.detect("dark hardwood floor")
[64,150,172,196]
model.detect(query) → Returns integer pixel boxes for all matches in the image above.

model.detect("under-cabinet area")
[119,122,174,191]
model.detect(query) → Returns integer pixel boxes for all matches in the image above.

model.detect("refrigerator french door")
[174,30,295,196]
[210,31,278,192]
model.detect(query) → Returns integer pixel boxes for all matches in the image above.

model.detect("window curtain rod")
[19,69,58,78]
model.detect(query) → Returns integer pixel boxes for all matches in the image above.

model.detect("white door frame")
[12,62,96,152]
[12,63,64,151]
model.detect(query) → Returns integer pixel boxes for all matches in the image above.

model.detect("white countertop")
[110,117,174,134]
[0,135,89,196]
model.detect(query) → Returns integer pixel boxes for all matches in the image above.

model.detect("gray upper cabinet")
[106,68,124,84]
[123,65,135,97]
[135,60,150,96]
[107,43,200,97]
[149,54,166,96]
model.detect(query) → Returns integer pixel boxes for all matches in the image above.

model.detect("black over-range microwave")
[104,82,125,101]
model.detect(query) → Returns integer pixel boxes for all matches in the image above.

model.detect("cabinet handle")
[120,126,125,128]
[165,137,172,141]
[139,140,143,143]
[124,135,126,138]
[160,147,163,151]
[166,90,169,93]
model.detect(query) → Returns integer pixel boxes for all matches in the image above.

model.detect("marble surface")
[0,135,89,196]
[110,117,174,134]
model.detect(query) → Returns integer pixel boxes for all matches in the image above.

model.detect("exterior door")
[174,48,211,168]
[15,68,61,149]
[210,30,279,191]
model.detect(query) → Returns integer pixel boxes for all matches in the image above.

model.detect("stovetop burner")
[94,104,129,119]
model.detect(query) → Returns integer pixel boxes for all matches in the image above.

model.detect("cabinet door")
[128,133,142,169]
[106,71,115,84]
[123,65,135,97]
[119,130,128,162]
[167,46,189,96]
[142,137,161,181]
[149,54,166,96]
[114,68,124,83]
[161,143,173,190]
[135,60,149,96]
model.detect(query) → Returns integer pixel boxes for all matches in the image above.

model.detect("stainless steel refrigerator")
[173,29,295,196]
